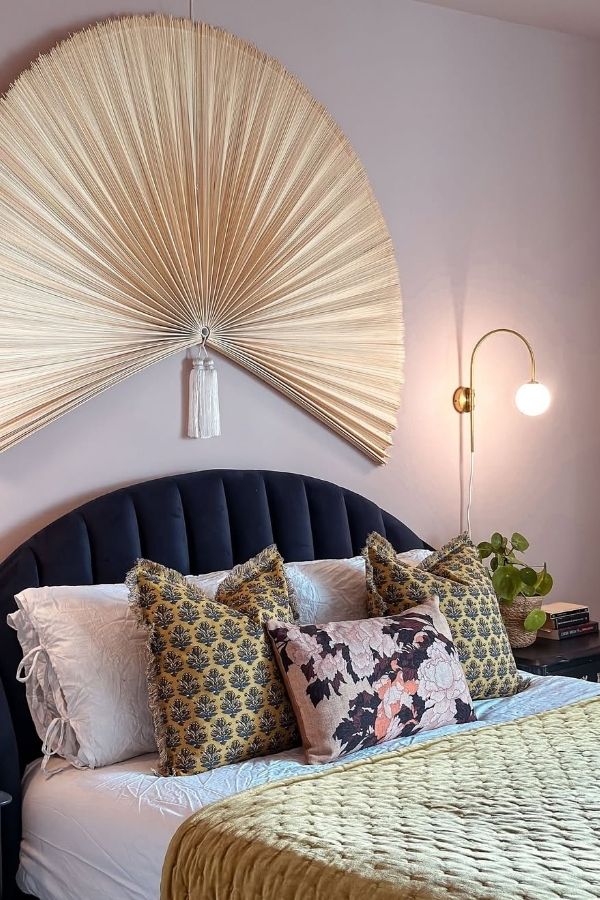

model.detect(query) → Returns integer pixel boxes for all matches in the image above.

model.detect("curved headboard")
[0,469,427,898]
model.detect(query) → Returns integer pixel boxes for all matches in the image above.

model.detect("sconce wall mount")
[453,386,473,414]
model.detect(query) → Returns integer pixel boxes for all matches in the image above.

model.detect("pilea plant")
[477,531,553,632]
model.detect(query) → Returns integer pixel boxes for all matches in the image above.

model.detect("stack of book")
[538,602,598,641]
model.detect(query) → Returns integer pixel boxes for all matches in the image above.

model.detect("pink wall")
[1,1,599,612]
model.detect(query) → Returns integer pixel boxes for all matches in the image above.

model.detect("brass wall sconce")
[454,328,551,531]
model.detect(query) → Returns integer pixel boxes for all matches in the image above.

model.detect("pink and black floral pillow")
[267,597,476,764]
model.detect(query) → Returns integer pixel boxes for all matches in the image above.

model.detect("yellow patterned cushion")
[128,546,300,775]
[364,532,522,699]
[214,550,298,622]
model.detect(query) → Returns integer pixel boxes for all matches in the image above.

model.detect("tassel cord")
[188,329,221,439]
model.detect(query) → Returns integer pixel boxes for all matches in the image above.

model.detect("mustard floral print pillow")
[128,547,299,776]
[363,532,523,700]
[213,544,299,622]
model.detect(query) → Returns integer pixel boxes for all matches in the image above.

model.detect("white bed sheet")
[18,673,600,900]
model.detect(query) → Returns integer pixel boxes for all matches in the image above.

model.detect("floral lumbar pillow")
[267,597,476,764]
[364,532,522,701]
[128,545,299,775]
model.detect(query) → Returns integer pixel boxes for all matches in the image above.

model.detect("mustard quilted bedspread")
[161,697,600,900]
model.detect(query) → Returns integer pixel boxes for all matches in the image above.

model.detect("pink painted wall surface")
[1,1,599,612]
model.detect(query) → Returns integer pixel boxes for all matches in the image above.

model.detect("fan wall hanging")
[0,15,403,463]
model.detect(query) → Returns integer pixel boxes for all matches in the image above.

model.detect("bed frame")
[0,468,429,900]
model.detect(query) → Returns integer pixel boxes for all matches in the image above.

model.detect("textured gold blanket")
[161,698,600,900]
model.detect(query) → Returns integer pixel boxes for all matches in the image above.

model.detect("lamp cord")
[466,450,474,537]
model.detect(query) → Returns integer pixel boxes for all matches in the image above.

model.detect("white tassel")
[188,353,221,439]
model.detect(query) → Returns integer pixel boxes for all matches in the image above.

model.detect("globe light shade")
[515,381,551,416]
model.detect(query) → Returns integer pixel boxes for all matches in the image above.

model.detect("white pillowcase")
[8,608,79,763]
[285,550,432,624]
[186,568,231,598]
[10,584,155,770]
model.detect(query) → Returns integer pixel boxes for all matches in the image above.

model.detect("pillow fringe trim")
[125,560,207,777]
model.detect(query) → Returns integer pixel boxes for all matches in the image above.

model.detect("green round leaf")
[520,567,538,587]
[491,532,504,551]
[536,571,553,596]
[490,557,499,572]
[511,532,530,552]
[492,565,521,601]
[477,542,494,559]
[523,609,546,632]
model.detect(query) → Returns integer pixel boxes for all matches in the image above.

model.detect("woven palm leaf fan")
[0,15,403,462]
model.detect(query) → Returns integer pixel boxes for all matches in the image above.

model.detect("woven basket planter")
[501,596,543,648]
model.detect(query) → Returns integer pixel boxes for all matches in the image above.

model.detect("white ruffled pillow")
[9,584,155,770]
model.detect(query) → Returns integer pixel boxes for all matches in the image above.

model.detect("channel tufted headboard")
[0,469,429,899]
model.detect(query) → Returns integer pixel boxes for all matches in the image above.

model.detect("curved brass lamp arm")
[454,328,537,453]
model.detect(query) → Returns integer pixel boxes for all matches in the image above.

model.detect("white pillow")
[397,548,433,566]
[285,550,432,624]
[185,568,230,598]
[187,553,434,624]
[12,584,156,770]
[8,608,79,763]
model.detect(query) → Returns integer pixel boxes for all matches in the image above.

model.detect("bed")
[16,674,600,900]
[1,469,599,900]
[0,468,428,899]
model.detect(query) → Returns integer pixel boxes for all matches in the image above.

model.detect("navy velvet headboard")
[0,469,429,899]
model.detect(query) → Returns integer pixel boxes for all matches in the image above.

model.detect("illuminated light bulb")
[515,381,551,417]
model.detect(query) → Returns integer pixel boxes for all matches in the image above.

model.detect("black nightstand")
[513,633,600,681]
